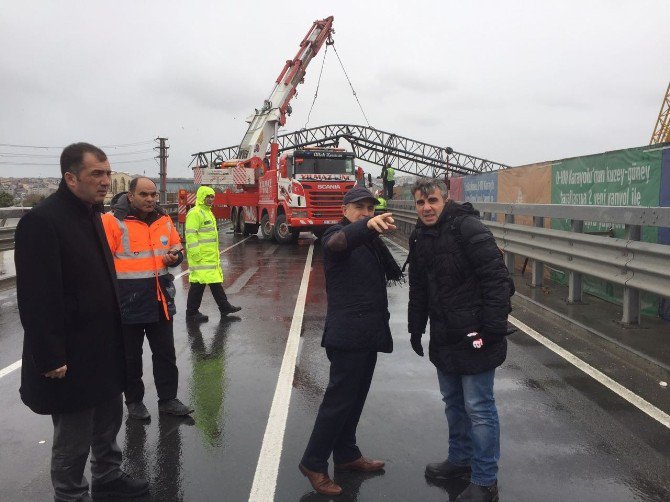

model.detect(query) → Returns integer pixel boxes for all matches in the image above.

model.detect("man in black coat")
[407,179,513,502]
[15,142,149,502]
[299,186,403,496]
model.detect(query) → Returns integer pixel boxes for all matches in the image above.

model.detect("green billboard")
[551,146,662,313]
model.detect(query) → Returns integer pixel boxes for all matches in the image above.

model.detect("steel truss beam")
[189,124,509,177]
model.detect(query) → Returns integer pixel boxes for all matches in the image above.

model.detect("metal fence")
[388,200,670,325]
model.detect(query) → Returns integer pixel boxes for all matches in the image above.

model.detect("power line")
[0,157,158,166]
[0,144,62,149]
[0,149,155,158]
[101,140,156,149]
[0,140,155,150]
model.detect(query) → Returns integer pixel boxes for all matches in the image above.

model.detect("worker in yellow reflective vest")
[185,185,241,323]
[374,190,388,215]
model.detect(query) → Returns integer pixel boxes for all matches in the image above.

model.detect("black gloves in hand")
[410,333,424,357]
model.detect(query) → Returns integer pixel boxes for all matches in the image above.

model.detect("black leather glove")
[410,333,424,357]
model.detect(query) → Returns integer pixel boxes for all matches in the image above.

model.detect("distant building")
[150,177,197,203]
[105,172,135,204]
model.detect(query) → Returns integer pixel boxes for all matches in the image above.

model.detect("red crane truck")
[182,16,362,243]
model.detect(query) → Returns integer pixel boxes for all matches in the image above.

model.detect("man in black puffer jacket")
[407,179,513,502]
[299,186,403,497]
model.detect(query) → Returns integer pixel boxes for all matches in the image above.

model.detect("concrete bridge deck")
[0,228,668,501]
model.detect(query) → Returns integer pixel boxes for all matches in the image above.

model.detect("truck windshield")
[293,157,355,175]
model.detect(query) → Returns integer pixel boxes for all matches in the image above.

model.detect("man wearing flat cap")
[299,186,403,496]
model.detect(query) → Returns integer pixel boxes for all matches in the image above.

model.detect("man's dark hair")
[129,176,156,193]
[60,142,107,177]
[411,178,448,199]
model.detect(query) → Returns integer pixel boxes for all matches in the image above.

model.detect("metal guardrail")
[0,227,16,252]
[388,200,670,325]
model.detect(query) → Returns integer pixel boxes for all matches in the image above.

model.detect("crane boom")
[237,16,334,161]
[650,81,670,145]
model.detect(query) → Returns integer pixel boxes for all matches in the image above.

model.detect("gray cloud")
[0,0,668,179]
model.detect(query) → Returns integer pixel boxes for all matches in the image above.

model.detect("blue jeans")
[437,368,500,486]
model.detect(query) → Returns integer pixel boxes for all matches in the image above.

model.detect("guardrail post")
[504,213,515,273]
[621,224,642,325]
[483,212,492,222]
[531,216,544,287]
[567,219,583,304]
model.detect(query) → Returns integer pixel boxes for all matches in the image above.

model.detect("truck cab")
[258,148,357,242]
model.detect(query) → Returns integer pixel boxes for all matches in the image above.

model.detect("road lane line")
[509,316,670,429]
[0,359,21,379]
[248,243,314,502]
[226,266,259,294]
[174,236,251,279]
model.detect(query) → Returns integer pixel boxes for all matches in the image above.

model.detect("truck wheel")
[260,213,275,240]
[273,214,296,244]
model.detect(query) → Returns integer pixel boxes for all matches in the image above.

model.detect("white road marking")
[0,359,21,379]
[248,244,314,502]
[226,266,259,294]
[508,316,670,429]
[174,236,251,279]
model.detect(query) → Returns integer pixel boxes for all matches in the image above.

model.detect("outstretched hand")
[367,213,396,234]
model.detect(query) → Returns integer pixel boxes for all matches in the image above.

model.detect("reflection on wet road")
[0,230,668,501]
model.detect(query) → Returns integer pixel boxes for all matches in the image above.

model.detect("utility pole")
[155,137,169,204]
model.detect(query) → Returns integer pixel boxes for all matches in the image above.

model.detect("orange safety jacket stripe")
[102,212,181,320]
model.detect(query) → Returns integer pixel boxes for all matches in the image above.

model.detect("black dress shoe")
[126,402,150,420]
[186,312,209,323]
[158,398,194,416]
[455,481,499,502]
[425,459,472,480]
[220,304,241,316]
[91,472,149,499]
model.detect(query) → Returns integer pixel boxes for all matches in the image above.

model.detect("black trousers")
[301,349,377,473]
[122,317,178,404]
[186,282,231,316]
[51,394,123,502]
[386,180,395,199]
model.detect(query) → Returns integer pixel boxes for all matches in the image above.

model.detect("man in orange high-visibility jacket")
[102,177,193,420]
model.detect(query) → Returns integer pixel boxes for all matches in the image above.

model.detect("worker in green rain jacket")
[185,186,241,323]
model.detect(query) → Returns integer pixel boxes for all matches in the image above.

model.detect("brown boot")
[335,456,385,472]
[299,464,343,496]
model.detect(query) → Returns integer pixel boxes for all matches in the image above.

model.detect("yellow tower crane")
[650,81,670,144]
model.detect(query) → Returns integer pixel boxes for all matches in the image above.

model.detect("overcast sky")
[1,0,668,179]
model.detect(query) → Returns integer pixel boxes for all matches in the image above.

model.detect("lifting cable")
[304,44,329,129]
[332,44,372,128]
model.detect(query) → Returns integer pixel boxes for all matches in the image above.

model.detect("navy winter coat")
[321,217,393,353]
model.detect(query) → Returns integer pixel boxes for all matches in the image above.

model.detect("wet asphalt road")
[0,228,669,502]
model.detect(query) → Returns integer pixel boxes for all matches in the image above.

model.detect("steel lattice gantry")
[188,124,509,177]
